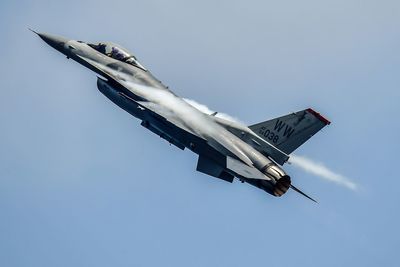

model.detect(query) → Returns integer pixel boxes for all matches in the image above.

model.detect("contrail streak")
[183,98,242,123]
[289,154,357,191]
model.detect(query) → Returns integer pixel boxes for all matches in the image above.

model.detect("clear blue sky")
[1,0,399,266]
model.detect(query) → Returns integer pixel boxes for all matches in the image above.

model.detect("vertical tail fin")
[249,108,330,155]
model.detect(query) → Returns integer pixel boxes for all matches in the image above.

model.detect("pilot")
[111,47,125,61]
[98,43,107,54]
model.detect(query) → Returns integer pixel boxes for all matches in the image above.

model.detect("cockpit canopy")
[88,42,147,71]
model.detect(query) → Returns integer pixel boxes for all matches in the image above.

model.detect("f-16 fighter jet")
[33,30,330,202]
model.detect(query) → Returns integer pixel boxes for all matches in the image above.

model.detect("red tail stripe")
[306,108,331,125]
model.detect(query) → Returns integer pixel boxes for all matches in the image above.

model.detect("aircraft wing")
[136,100,199,137]
[78,55,259,169]
[139,100,255,167]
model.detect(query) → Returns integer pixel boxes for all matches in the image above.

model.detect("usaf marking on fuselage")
[32,30,331,202]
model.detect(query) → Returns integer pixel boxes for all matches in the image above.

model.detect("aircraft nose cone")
[33,30,69,53]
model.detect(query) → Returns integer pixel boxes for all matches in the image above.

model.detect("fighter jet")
[33,30,330,202]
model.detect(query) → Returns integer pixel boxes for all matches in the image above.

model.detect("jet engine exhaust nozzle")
[273,175,291,197]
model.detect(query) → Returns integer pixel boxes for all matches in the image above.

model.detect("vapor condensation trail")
[289,154,358,191]
[183,98,242,123]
